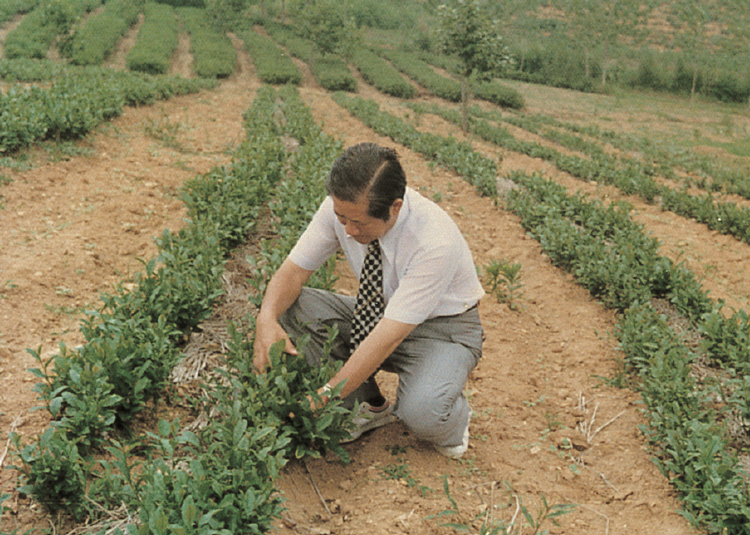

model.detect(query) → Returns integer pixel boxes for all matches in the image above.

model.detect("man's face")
[332,195,402,244]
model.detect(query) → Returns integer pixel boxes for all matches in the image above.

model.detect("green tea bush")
[132,416,285,535]
[178,6,236,78]
[11,428,89,519]
[240,28,301,85]
[12,85,355,528]
[475,80,524,109]
[126,2,179,75]
[0,58,68,81]
[353,48,416,98]
[62,0,143,66]
[310,56,357,92]
[263,20,315,61]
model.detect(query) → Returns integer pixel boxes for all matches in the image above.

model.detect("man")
[253,143,484,458]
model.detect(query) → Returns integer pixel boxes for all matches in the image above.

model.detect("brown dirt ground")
[3,16,750,535]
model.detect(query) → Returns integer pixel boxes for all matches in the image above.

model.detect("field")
[2,8,750,535]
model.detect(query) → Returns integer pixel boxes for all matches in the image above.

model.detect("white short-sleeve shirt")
[288,187,485,325]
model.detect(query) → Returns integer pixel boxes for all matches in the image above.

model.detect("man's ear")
[390,198,403,220]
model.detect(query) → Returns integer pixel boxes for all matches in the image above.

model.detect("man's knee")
[396,387,456,440]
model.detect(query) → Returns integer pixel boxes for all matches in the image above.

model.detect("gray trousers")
[279,287,483,448]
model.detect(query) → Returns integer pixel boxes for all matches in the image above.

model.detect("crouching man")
[253,143,484,458]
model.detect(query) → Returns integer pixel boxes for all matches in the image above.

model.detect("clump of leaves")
[11,427,89,520]
[484,259,523,310]
[221,321,355,463]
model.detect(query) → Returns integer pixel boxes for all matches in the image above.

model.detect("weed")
[543,412,564,432]
[0,280,18,299]
[428,476,574,534]
[144,113,189,153]
[483,259,523,310]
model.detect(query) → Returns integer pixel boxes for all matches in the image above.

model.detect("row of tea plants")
[352,48,416,99]
[238,27,301,86]
[499,110,750,200]
[177,7,236,79]
[0,64,215,154]
[2,0,102,60]
[126,2,179,75]
[6,85,353,533]
[330,95,750,533]
[61,0,143,66]
[263,21,357,93]
[410,100,750,247]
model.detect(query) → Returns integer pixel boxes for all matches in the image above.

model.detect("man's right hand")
[252,315,298,372]
[252,258,312,372]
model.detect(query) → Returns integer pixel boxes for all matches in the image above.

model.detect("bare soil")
[4,17,750,535]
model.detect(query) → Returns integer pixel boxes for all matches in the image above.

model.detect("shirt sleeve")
[287,197,340,272]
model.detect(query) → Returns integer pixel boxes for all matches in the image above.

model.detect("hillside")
[2,7,750,535]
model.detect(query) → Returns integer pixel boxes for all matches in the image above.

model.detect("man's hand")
[252,316,297,372]
[252,258,313,372]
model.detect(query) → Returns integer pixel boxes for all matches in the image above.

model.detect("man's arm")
[253,258,314,371]
[321,317,416,400]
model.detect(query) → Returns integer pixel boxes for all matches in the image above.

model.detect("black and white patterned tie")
[351,240,385,349]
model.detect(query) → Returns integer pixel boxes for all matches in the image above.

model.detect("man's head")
[326,143,407,244]
[326,143,406,221]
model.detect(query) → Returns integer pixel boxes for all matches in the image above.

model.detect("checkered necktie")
[351,240,385,349]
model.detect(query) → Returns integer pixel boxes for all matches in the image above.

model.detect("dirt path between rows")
[0,21,727,535]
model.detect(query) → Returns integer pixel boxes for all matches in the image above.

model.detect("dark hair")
[326,143,407,221]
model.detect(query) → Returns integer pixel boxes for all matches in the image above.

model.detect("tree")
[559,0,646,90]
[667,0,721,101]
[299,0,359,62]
[436,0,511,131]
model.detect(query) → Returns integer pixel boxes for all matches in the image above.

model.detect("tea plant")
[379,48,462,102]
[3,0,101,60]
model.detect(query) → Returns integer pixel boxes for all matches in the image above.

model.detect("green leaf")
[149,507,169,535]
[182,495,198,526]
[233,418,248,446]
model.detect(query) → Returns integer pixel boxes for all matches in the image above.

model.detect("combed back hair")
[326,143,407,221]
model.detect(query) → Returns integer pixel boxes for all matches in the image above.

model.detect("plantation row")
[2,0,235,78]
[10,85,355,532]
[501,111,750,200]
[0,62,215,154]
[406,101,750,248]
[330,92,750,533]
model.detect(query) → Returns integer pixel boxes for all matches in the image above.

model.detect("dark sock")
[368,394,387,408]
